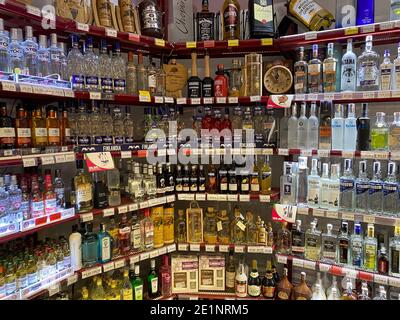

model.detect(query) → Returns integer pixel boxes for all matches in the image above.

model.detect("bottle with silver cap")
[58,42,68,81]
[7,28,24,74]
[67,35,84,90]
[307,158,320,208]
[368,161,383,214]
[328,164,340,211]
[36,35,50,77]
[0,18,9,73]
[357,35,380,91]
[48,33,61,77]
[331,104,344,151]
[343,104,357,151]
[339,159,355,211]
[383,161,398,216]
[83,37,99,91]
[22,26,37,76]
[354,160,369,212]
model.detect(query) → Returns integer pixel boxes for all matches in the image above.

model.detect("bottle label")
[254,2,273,25]
[359,61,379,86]
[16,275,28,289]
[85,76,99,90]
[248,285,261,297]
[262,285,275,298]
[235,282,247,294]
[71,74,85,90]
[369,181,383,195]
[292,0,322,25]
[202,82,213,97]
[223,4,239,33]
[241,183,249,192]
[307,179,320,205]
[381,68,392,90]
[48,128,60,142]
[101,237,111,260]
[131,226,141,249]
[251,183,260,192]
[78,136,90,145]
[27,272,38,285]
[226,271,235,288]
[122,288,133,300]
[31,200,44,217]
[188,80,201,98]
[220,183,228,191]
[114,79,126,91]
[364,243,376,269]
[341,62,356,90]
[308,63,320,76]
[391,249,400,273]
[383,182,397,196]
[134,285,143,300]
[229,183,238,191]
[125,136,134,144]
[0,40,8,50]
[340,178,355,193]
[306,237,318,247]
[151,277,158,293]
[356,182,369,195]
[45,198,57,215]
[17,128,31,138]
[0,127,15,138]
[323,240,336,258]
[324,62,336,74]
[351,240,362,266]
[35,127,47,137]
[114,136,124,144]
[338,239,349,263]
[141,4,161,29]
[101,78,113,92]
[277,290,289,300]
[76,184,92,203]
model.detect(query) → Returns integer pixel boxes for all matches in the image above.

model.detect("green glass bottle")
[130,263,143,300]
[147,259,159,299]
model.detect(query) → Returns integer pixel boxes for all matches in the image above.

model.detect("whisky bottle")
[0,104,15,149]
[74,160,93,213]
[60,108,71,146]
[292,272,312,300]
[46,106,61,146]
[202,53,214,97]
[15,106,31,148]
[261,260,275,299]
[219,159,228,193]
[276,267,293,300]
[187,52,202,98]
[259,156,271,195]
[222,0,241,40]
[207,162,218,193]
[197,0,215,41]
[31,106,47,148]
[288,0,335,31]
[249,0,275,38]
[97,0,112,27]
[228,163,238,194]
[182,165,190,192]
[175,165,183,192]
[138,0,163,39]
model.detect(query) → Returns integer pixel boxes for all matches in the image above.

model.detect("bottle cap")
[151,259,155,268]
[373,161,381,174]
[10,28,18,41]
[344,159,352,171]
[327,223,332,232]
[50,33,57,46]
[25,26,33,39]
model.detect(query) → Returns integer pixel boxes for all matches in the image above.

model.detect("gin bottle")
[392,43,400,90]
[371,112,389,151]
[137,53,148,92]
[294,47,308,94]
[297,103,308,149]
[0,19,9,73]
[331,104,344,151]
[304,221,321,261]
[321,224,336,263]
[363,224,377,271]
[340,159,355,211]
[389,226,400,277]
[343,104,357,151]
[323,43,337,93]
[83,37,99,91]
[380,50,393,91]
[357,103,371,151]
[354,160,369,212]
[292,220,305,257]
[288,103,298,149]
[296,157,309,207]
[308,44,322,93]
[67,35,84,90]
[341,39,357,92]
[383,161,398,216]
[8,28,24,74]
[350,222,363,267]
[357,36,380,91]
[98,39,113,93]
[336,221,350,264]
[307,158,320,208]
[112,41,126,93]
[49,33,62,77]
[307,102,319,149]
[280,162,296,205]
[328,164,340,211]
[368,161,383,214]
[319,163,330,210]
[22,26,37,76]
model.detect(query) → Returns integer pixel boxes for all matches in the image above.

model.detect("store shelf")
[0,149,75,168]
[176,191,279,203]
[176,242,273,254]
[276,148,396,160]
[174,292,266,300]
[175,96,269,106]
[276,254,400,288]
[293,90,400,103]
[74,92,175,105]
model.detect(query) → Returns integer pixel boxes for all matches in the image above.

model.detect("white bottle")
[288,103,298,149]
[235,262,248,298]
[319,163,330,209]
[343,103,357,151]
[297,103,308,149]
[69,225,82,271]
[307,102,319,149]
[307,158,320,208]
[341,38,357,92]
[328,164,341,211]
[331,104,344,150]
[311,283,327,300]
[327,287,340,300]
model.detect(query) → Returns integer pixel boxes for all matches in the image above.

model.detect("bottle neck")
[347,41,353,53]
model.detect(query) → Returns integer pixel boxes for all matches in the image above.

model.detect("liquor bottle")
[307,102,319,149]
[222,0,241,40]
[363,224,377,271]
[378,245,389,274]
[296,156,308,207]
[190,165,199,193]
[107,218,119,258]
[107,167,121,206]
[49,33,62,77]
[280,162,296,205]
[249,0,274,38]
[197,0,215,41]
[20,176,30,220]
[112,41,126,93]
[308,45,322,93]
[74,159,93,213]
[98,223,111,263]
[357,36,380,91]
[297,103,308,149]
[311,283,326,300]
[371,112,389,151]
[214,64,229,97]
[288,0,334,31]
[0,104,16,149]
[60,108,71,146]
[354,160,369,213]
[322,43,337,92]
[225,250,236,293]
[121,269,133,300]
[331,104,344,151]
[304,221,321,261]
[368,161,383,214]
[389,112,400,151]
[393,43,400,90]
[247,259,261,297]
[44,170,57,215]
[148,259,159,298]
[380,50,393,91]
[373,286,387,300]
[30,178,44,218]
[201,53,214,98]
[152,206,164,248]
[336,221,350,264]
[8,28,24,74]
[130,264,143,300]
[259,156,271,195]
[138,0,163,39]
[46,106,60,146]
[291,220,305,257]
[287,103,298,149]
[383,162,398,215]
[82,223,98,267]
[36,35,50,77]
[356,0,374,25]
[156,164,166,196]
[292,272,312,300]
[91,278,106,300]
[357,103,370,151]
[318,101,332,150]
[343,104,357,151]
[118,213,131,255]
[146,59,157,96]
[341,279,357,300]
[350,222,363,267]
[227,163,237,195]
[339,159,355,211]
[307,158,320,208]
[0,18,8,73]
[126,52,138,95]
[141,209,154,251]
[235,262,247,298]
[341,39,357,92]
[328,164,340,211]
[326,276,340,298]
[279,108,289,149]
[98,39,112,93]
[321,224,336,263]
[389,226,400,277]
[128,212,141,253]
[358,282,370,300]
[260,260,274,299]
[276,222,291,255]
[294,47,308,94]
[59,42,68,81]
[69,225,82,271]
[181,165,190,193]
[159,255,172,297]
[22,26,37,76]
[198,165,206,193]
[231,207,246,244]
[67,35,84,90]
[83,37,99,91]
[15,106,31,148]
[93,172,108,209]
[187,52,202,99]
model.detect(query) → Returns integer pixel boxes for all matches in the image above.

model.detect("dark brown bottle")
[292,272,312,300]
[197,0,215,41]
[187,52,202,98]
[190,165,198,192]
[206,162,218,193]
[198,165,206,192]
[15,106,31,148]
[0,103,16,149]
[249,0,275,38]
[138,0,163,39]
[261,260,276,299]
[182,165,190,192]
[228,163,238,194]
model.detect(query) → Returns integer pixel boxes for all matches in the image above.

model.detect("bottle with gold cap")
[288,0,335,31]
[363,224,377,271]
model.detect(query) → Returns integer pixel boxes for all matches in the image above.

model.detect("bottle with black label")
[202,52,214,98]
[156,164,166,196]
[166,163,174,194]
[198,165,206,192]
[138,0,163,39]
[93,171,108,209]
[249,0,275,38]
[248,259,261,297]
[222,0,241,40]
[197,0,215,41]
[175,165,183,192]
[228,163,238,194]
[190,165,198,192]
[357,103,371,151]
[219,157,228,194]
[188,52,202,98]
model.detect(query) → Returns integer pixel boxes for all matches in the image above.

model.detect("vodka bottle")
[307,102,319,149]
[357,103,371,151]
[340,159,355,211]
[296,156,308,207]
[297,103,308,149]
[393,43,400,90]
[319,163,330,209]
[364,224,377,271]
[280,162,296,205]
[49,33,62,77]
[112,41,126,93]
[67,35,84,90]
[321,224,336,263]
[76,105,90,145]
[58,42,68,81]
[279,108,289,149]
[0,19,9,73]
[22,26,38,76]
[0,177,9,226]
[328,164,340,211]
[304,221,321,261]
[107,168,121,207]
[322,43,337,92]
[8,175,22,223]
[380,50,393,91]
[331,104,344,151]
[36,35,50,77]
[112,107,124,144]
[101,106,114,144]
[383,161,398,216]
[371,112,389,151]
[147,58,157,95]
[337,221,350,264]
[126,51,138,95]
[308,44,322,93]
[90,105,103,145]
[343,104,357,151]
[294,47,308,94]
[389,226,400,277]
[368,161,383,214]
[98,39,113,93]
[83,37,99,91]
[319,101,332,150]
[357,36,380,91]
[341,39,357,92]
[350,222,363,267]
[287,103,298,149]
[124,110,134,144]
[354,160,369,213]
[8,28,24,74]
[389,112,400,151]
[307,158,320,208]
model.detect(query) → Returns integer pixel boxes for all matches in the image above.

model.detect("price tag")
[203,97,214,104]
[380,21,394,30]
[105,28,117,37]
[40,156,55,165]
[178,243,189,251]
[277,255,287,264]
[165,97,174,103]
[317,150,330,158]
[227,194,238,202]
[81,266,102,279]
[234,245,245,253]
[361,151,375,159]
[118,205,128,214]
[303,260,316,270]
[278,149,289,156]
[217,194,227,201]
[304,32,317,40]
[139,201,149,209]
[80,213,93,222]
[176,98,187,105]
[375,152,389,160]
[239,194,250,202]
[313,209,325,217]
[186,41,197,48]
[295,94,305,101]
[139,90,151,102]
[342,92,353,99]
[343,267,358,279]
[361,24,375,33]
[155,38,166,47]
[292,258,304,268]
[154,96,164,104]
[389,277,400,287]
[262,148,274,155]
[326,211,339,219]
[128,33,140,42]
[2,81,16,91]
[250,96,261,102]
[204,40,215,48]
[261,38,273,46]
[228,97,239,104]
[19,84,32,93]
[228,39,239,47]
[48,283,60,296]
[363,215,375,224]
[194,193,206,201]
[342,151,354,158]
[396,20,400,28]
[159,247,167,255]
[65,153,75,162]
[150,249,159,258]
[362,91,375,99]
[219,245,229,252]
[216,97,227,104]
[103,208,114,217]
[191,98,201,105]
[55,154,67,163]
[378,91,391,99]
[265,247,273,254]
[128,203,138,211]
[344,27,358,35]
[167,244,177,253]
[205,245,215,252]
[64,90,74,97]
[308,94,318,101]
[342,212,355,221]
[297,207,309,215]
[391,152,400,161]
[392,90,400,98]
[22,157,37,167]
[323,93,335,101]
[374,274,389,285]
[67,274,78,286]
[120,151,131,159]
[319,263,331,272]
[301,150,312,157]
[259,195,271,203]
[114,259,126,268]
[130,255,139,265]
[167,195,176,202]
[103,262,115,272]
[26,4,41,16]
[247,246,258,253]
[76,22,89,32]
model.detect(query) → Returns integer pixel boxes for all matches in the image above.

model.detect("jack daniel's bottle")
[187,52,202,98]
[249,0,275,38]
[197,0,215,41]
[138,0,163,39]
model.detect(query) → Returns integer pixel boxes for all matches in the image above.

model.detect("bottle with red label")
[0,103,16,149]
[44,169,57,215]
[214,64,229,97]
[378,245,389,274]
[222,0,241,40]
[30,177,44,218]
[119,213,132,254]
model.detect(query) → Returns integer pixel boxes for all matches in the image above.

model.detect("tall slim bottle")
[307,158,320,208]
[297,103,308,149]
[357,103,371,151]
[340,159,355,211]
[319,163,330,209]
[341,39,357,92]
[328,164,340,211]
[296,157,308,207]
[371,112,389,151]
[294,47,308,94]
[222,0,241,40]
[363,224,377,271]
[383,162,398,216]
[202,53,214,98]
[368,161,384,214]
[343,104,357,151]
[380,50,393,91]
[307,102,319,149]
[287,103,298,149]
[392,43,400,90]
[354,160,369,213]
[322,43,337,92]
[331,104,344,151]
[308,44,322,93]
[187,52,202,98]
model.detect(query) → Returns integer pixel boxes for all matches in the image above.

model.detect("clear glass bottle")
[203,207,218,245]
[331,104,344,151]
[393,42,400,90]
[112,41,126,93]
[328,164,340,211]
[383,161,398,216]
[107,167,121,207]
[339,159,355,211]
[307,102,319,149]
[380,49,393,91]
[126,51,138,95]
[98,39,113,93]
[304,221,321,261]
[350,222,363,267]
[82,223,98,267]
[363,224,377,271]
[296,156,308,207]
[355,160,369,213]
[280,162,297,205]
[67,35,84,90]
[58,42,68,81]
[294,47,308,94]
[156,60,166,96]
[389,226,400,277]
[341,39,357,92]
[373,286,387,300]
[137,53,148,92]
[371,112,389,151]
[22,26,37,76]
[0,19,9,73]
[8,28,24,74]
[48,33,62,77]
[147,58,157,96]
[141,209,154,251]
[36,34,50,77]
[368,161,383,214]
[297,103,308,150]
[74,159,93,213]
[343,104,357,151]
[341,278,357,300]
[323,43,337,92]
[287,103,298,149]
[358,282,370,300]
[389,112,400,151]
[357,35,380,91]
[83,37,99,91]
[321,224,336,263]
[98,223,111,263]
[276,222,291,255]
[308,44,322,93]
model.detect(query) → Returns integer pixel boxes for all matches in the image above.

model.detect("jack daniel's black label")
[197,13,214,40]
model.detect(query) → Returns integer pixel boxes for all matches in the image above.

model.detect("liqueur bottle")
[202,53,214,98]
[15,106,31,148]
[31,106,47,148]
[214,64,229,97]
[74,160,93,213]
[276,267,292,300]
[249,0,275,38]
[294,47,308,94]
[248,259,261,297]
[292,272,312,300]
[197,0,215,41]
[261,260,276,299]
[225,250,236,293]
[222,0,241,40]
[46,106,60,146]
[235,262,247,298]
[148,259,159,298]
[130,264,144,300]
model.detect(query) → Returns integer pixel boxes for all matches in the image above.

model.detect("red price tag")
[35,216,47,226]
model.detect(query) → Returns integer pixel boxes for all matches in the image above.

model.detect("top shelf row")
[2,0,400,58]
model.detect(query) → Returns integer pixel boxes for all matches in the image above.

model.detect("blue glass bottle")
[356,0,374,26]
[82,222,98,267]
[98,223,112,263]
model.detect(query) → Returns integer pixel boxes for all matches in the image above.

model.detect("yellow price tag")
[345,27,359,35]
[261,38,273,46]
[155,38,165,47]
[228,39,239,47]
[186,41,197,48]
[139,90,151,102]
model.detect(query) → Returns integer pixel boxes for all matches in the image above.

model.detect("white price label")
[326,211,339,219]
[195,193,206,201]
[48,283,60,296]
[292,258,304,268]
[319,263,331,272]
[76,22,89,32]
[295,94,305,101]
[118,205,128,214]
[234,245,245,253]
[362,91,375,99]
[55,155,67,163]
[19,84,33,93]
[343,268,358,279]
[128,203,138,211]
[391,152,400,161]
[378,91,391,99]
[278,149,289,156]
[301,150,312,157]
[361,24,375,33]
[81,266,102,279]
[250,96,261,102]
[103,262,115,272]
[158,247,167,255]
[215,148,225,155]
[176,98,187,105]
[239,194,250,202]
[105,28,118,37]
[262,148,274,155]
[40,156,55,165]
[227,194,238,201]
[2,81,16,91]
[375,152,389,160]
[297,207,309,215]
[389,277,400,287]
[374,274,389,285]
[228,97,238,104]
[342,213,355,221]
[167,244,176,253]
[361,151,375,159]
[167,195,175,202]
[130,255,139,265]
[317,150,330,157]
[103,208,114,217]
[393,90,400,98]
[363,215,375,224]
[219,245,229,252]
[308,94,318,101]
[217,194,227,201]
[259,195,271,202]
[191,98,201,105]
[313,209,325,217]
[380,22,394,30]
[150,250,159,258]
[65,153,75,162]
[203,97,214,104]
[89,91,101,100]
[303,260,316,270]
[67,274,78,286]
[26,4,41,16]
[154,96,164,103]
[190,244,200,251]
[64,90,74,97]
[178,243,189,251]
[342,92,353,99]
[324,93,335,101]
[342,151,354,158]
[139,201,149,209]
[205,245,215,252]
[165,97,174,103]
[114,259,126,269]
[22,158,37,167]
[216,97,227,104]
[80,213,93,222]
[120,151,131,159]
[277,255,287,264]
[304,32,317,40]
